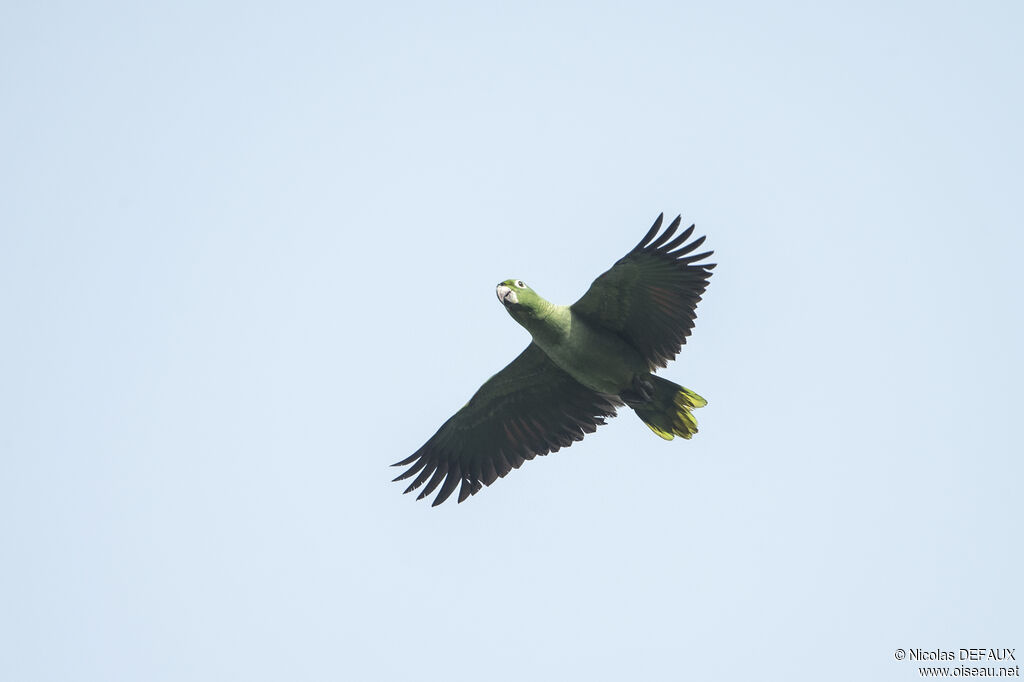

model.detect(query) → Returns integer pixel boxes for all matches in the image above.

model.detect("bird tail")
[629,375,707,440]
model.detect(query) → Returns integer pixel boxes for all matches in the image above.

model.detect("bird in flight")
[393,213,715,506]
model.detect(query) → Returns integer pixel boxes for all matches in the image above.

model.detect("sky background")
[2,2,1022,680]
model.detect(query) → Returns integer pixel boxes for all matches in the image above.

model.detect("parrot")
[392,213,715,506]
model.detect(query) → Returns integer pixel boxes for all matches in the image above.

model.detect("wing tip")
[634,213,712,264]
[647,215,682,249]
[635,213,664,249]
[391,454,418,467]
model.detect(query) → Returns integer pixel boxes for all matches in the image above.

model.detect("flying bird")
[392,213,715,506]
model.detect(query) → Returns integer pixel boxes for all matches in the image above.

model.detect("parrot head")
[496,279,545,318]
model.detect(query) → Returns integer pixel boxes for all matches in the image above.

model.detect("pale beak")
[496,284,518,305]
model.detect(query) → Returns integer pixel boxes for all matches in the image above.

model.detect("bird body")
[393,213,715,506]
[498,292,648,396]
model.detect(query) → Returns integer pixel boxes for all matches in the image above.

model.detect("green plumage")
[393,213,715,506]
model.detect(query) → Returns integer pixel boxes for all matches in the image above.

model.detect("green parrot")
[393,213,715,506]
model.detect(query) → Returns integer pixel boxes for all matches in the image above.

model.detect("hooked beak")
[496,284,518,306]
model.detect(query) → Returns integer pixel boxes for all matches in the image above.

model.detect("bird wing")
[570,214,715,370]
[392,343,621,506]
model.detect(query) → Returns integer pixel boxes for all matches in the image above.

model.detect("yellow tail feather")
[632,377,707,441]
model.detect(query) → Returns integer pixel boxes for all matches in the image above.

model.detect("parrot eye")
[515,280,525,288]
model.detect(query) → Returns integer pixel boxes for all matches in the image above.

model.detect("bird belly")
[534,314,646,395]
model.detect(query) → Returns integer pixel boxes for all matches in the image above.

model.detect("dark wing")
[392,343,620,506]
[571,213,715,369]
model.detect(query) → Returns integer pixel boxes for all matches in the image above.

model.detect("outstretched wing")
[392,343,621,506]
[571,213,715,369]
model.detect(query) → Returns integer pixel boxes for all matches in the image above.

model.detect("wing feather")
[480,458,498,486]
[661,224,696,252]
[417,463,449,500]
[648,215,681,248]
[392,343,620,506]
[636,213,664,248]
[391,456,428,481]
[432,466,462,507]
[457,477,475,504]
[668,231,704,255]
[571,213,715,370]
[403,463,435,493]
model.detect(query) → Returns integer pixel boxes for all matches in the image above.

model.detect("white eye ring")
[515,280,525,288]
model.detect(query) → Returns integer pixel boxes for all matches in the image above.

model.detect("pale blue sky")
[2,2,1022,680]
